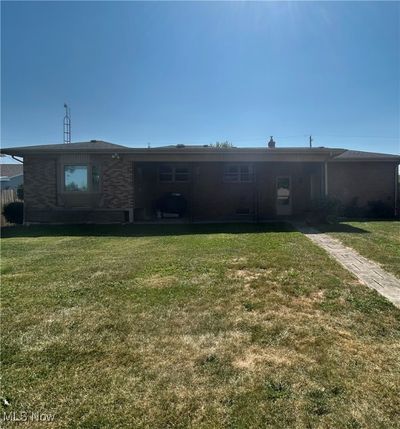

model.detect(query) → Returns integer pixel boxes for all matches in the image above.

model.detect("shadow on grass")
[337,218,399,223]
[1,222,299,239]
[311,223,370,234]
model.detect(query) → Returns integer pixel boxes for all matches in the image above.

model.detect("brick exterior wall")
[134,161,397,221]
[23,155,134,223]
[24,156,57,210]
[328,162,396,210]
[133,161,323,221]
[22,154,397,223]
[101,157,134,209]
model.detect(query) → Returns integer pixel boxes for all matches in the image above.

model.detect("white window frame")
[276,175,292,215]
[62,164,101,193]
[159,165,190,183]
[223,164,253,183]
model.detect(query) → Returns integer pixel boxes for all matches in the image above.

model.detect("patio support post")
[324,161,328,197]
[395,163,399,217]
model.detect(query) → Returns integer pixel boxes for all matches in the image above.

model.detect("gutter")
[0,147,348,157]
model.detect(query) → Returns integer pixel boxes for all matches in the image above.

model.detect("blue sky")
[1,1,399,155]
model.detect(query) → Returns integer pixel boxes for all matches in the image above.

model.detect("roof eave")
[0,148,126,156]
[330,157,400,163]
[0,147,346,157]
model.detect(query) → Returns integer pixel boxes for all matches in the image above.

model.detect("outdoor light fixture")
[111,153,120,160]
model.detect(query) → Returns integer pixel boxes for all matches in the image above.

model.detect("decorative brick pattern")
[23,155,134,223]
[24,156,57,209]
[101,157,134,209]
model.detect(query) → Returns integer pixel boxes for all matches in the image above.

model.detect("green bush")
[367,200,393,219]
[343,197,364,218]
[2,202,24,224]
[308,197,341,224]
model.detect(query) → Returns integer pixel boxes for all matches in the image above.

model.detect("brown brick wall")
[134,162,257,220]
[256,162,321,218]
[24,208,127,224]
[23,155,134,223]
[192,163,255,220]
[101,157,134,209]
[134,162,323,221]
[22,155,397,223]
[24,156,57,210]
[328,162,396,209]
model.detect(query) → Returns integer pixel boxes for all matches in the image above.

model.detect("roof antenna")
[309,135,313,148]
[63,103,71,144]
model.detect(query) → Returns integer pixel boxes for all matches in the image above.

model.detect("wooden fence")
[0,189,20,226]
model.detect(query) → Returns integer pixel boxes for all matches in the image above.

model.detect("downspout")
[130,160,135,223]
[395,163,399,217]
[324,161,328,197]
[254,163,259,223]
[190,161,194,223]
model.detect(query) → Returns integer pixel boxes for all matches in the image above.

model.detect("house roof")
[0,164,23,178]
[0,140,399,162]
[331,150,400,161]
[0,140,126,154]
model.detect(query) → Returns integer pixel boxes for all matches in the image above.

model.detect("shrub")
[343,197,364,218]
[367,200,393,219]
[308,197,341,224]
[2,202,24,224]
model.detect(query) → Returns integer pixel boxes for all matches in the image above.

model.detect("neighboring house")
[1,140,399,224]
[0,163,23,190]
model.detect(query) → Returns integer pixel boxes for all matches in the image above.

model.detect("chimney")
[268,136,276,148]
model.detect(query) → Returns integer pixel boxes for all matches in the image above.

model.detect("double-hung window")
[223,164,253,183]
[159,165,190,183]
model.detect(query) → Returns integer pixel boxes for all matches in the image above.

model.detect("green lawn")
[320,221,400,278]
[1,223,400,428]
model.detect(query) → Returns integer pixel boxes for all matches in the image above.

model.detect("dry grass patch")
[232,346,301,370]
[227,267,274,291]
[228,268,272,281]
[138,273,179,288]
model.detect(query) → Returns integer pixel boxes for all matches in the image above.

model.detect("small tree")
[211,141,234,148]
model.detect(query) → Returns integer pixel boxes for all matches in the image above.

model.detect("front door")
[276,176,292,216]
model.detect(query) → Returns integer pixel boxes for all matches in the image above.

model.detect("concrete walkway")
[293,223,400,308]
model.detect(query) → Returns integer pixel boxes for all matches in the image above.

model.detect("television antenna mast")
[63,103,71,144]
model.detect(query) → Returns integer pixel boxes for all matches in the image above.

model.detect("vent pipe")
[268,136,276,148]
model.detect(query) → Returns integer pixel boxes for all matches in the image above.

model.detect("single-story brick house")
[1,140,399,224]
